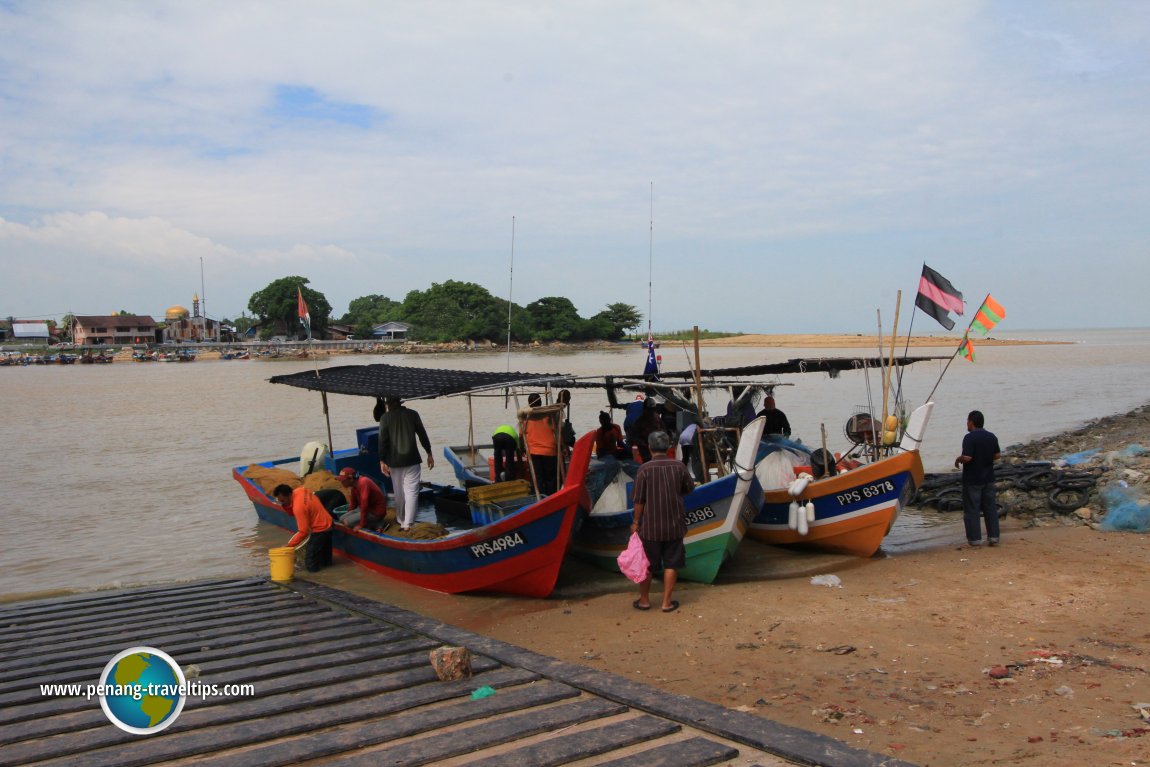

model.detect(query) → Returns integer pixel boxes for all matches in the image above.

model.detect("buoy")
[797,509,809,536]
[788,501,799,530]
[882,430,898,446]
[299,441,331,477]
[884,414,898,432]
[805,501,816,523]
[789,474,811,497]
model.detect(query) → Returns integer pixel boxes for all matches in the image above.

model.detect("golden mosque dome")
[165,305,190,320]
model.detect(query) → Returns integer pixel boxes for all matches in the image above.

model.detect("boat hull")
[568,469,762,583]
[235,432,594,597]
[748,449,924,557]
[567,416,767,584]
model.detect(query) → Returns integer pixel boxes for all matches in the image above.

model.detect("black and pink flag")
[915,265,964,330]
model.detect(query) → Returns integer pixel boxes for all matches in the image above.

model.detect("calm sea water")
[4,328,1148,608]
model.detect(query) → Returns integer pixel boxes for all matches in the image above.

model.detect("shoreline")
[6,404,1146,766]
[4,333,1057,363]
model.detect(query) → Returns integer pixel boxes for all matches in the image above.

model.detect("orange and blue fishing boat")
[747,401,935,557]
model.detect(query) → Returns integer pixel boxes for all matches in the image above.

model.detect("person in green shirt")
[491,424,521,482]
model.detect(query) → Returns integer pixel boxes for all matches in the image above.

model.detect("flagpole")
[895,263,927,404]
[924,344,963,404]
[923,294,989,403]
[506,215,515,371]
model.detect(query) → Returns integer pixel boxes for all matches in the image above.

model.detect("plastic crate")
[467,479,532,505]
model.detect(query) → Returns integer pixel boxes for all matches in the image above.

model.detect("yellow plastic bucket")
[268,547,296,582]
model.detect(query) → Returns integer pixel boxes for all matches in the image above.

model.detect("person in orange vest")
[272,484,335,572]
[523,393,560,494]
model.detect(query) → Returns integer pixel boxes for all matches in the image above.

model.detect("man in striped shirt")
[630,431,694,613]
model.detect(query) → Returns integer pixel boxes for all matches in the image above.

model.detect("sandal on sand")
[632,600,651,611]
[662,601,680,613]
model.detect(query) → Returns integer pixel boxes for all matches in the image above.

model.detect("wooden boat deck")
[0,578,915,767]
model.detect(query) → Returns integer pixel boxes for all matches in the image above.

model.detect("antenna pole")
[506,216,515,370]
[647,182,654,339]
[199,256,207,343]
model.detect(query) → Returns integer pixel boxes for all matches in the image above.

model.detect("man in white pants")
[378,396,434,532]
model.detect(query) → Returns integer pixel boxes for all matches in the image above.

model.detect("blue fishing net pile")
[1099,484,1150,533]
[756,435,811,463]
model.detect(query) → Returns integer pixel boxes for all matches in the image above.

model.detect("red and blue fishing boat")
[233,363,595,598]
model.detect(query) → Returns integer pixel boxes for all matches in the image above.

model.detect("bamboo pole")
[321,391,334,459]
[466,394,477,469]
[692,326,711,480]
[520,410,541,501]
[882,290,902,445]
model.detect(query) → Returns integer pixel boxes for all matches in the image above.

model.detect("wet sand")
[470,406,1150,767]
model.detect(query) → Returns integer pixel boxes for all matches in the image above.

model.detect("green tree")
[341,294,403,326]
[524,296,582,341]
[601,303,642,338]
[59,313,76,341]
[247,276,331,339]
[230,315,256,335]
[579,313,616,341]
[401,281,506,342]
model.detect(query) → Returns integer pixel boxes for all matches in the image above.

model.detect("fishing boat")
[747,402,933,557]
[232,363,596,598]
[443,361,768,584]
[569,414,766,583]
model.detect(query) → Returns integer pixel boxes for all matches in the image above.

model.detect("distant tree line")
[240,276,643,343]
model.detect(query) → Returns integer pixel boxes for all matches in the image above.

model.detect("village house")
[71,315,157,346]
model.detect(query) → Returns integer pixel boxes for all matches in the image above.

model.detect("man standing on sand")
[378,396,434,532]
[955,410,1002,547]
[630,430,694,612]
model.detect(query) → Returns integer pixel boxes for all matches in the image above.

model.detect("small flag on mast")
[297,287,312,341]
[915,265,965,330]
[958,334,975,362]
[643,332,659,379]
[969,295,1005,336]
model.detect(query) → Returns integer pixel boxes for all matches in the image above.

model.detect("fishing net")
[242,466,348,500]
[1098,484,1150,533]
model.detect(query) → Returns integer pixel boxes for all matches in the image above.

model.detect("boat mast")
[506,216,515,371]
[647,182,654,342]
[199,256,207,343]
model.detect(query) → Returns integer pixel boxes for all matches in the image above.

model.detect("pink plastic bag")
[616,533,649,583]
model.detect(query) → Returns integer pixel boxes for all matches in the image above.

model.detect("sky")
[2,1,1148,334]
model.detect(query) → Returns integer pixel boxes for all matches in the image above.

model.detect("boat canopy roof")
[268,355,943,400]
[269,364,581,400]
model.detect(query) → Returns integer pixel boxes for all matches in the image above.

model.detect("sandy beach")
[472,406,1150,767]
[694,333,1058,348]
[179,331,1054,360]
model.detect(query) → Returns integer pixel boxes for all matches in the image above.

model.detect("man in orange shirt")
[523,393,560,495]
[272,484,335,572]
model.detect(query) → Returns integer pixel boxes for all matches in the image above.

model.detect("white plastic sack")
[810,574,842,588]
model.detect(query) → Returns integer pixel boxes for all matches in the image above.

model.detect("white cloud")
[1,1,1149,330]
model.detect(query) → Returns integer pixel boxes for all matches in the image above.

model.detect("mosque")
[161,294,219,343]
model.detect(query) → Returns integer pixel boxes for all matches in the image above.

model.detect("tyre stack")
[911,462,1105,518]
